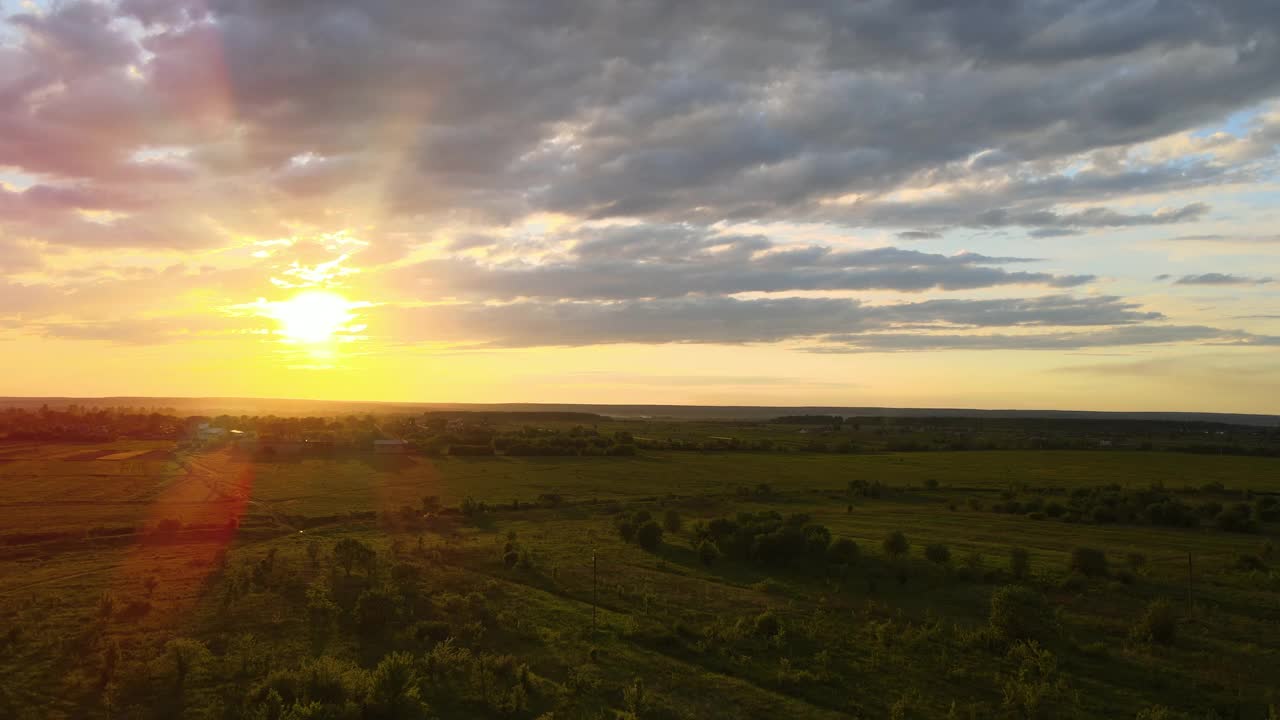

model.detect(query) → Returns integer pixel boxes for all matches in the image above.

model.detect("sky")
[0,0,1278,413]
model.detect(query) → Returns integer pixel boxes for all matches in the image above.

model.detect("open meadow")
[2,438,1279,718]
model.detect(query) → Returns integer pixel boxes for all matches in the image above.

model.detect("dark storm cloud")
[1174,273,1274,286]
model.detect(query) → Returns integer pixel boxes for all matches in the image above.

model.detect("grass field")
[1,440,1278,718]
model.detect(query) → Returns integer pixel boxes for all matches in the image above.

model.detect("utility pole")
[591,548,598,638]
[1186,552,1194,612]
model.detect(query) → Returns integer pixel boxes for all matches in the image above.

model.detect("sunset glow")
[0,0,1276,413]
[266,291,361,344]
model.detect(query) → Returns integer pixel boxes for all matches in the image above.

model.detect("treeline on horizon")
[1,406,1277,458]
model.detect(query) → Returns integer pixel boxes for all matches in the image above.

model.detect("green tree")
[827,538,859,566]
[882,531,910,560]
[1131,598,1177,645]
[306,584,338,649]
[989,585,1052,642]
[333,538,375,579]
[697,541,719,566]
[636,521,663,550]
[1068,547,1109,578]
[161,638,210,692]
[1009,547,1031,580]
[355,587,400,637]
[366,652,429,719]
[925,543,951,566]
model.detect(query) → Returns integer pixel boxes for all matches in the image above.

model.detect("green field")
[1,441,1278,718]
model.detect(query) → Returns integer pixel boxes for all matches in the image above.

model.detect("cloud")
[813,326,1280,353]
[383,226,1092,301]
[896,230,941,241]
[3,0,1279,232]
[974,203,1210,230]
[2,0,1279,368]
[357,293,1172,349]
[1166,233,1280,244]
[1174,273,1273,286]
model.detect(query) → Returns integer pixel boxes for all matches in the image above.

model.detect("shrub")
[1009,547,1030,580]
[662,509,682,533]
[752,610,781,638]
[635,521,663,550]
[503,551,518,569]
[989,585,1052,641]
[1059,573,1087,593]
[1068,547,1109,578]
[751,578,781,593]
[882,531,910,560]
[827,538,860,566]
[697,540,719,566]
[1214,503,1259,533]
[1236,553,1267,571]
[117,599,152,622]
[1131,599,1177,645]
[616,518,637,543]
[925,543,951,566]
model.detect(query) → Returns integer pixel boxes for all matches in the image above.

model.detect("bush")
[1068,547,1109,578]
[882,531,910,560]
[989,585,1052,642]
[697,540,719,566]
[616,518,637,543]
[925,543,951,566]
[752,610,781,637]
[662,509,682,533]
[1059,573,1087,593]
[1236,553,1267,571]
[827,538,860,566]
[1009,547,1030,580]
[1214,503,1258,533]
[635,521,663,550]
[1131,599,1177,645]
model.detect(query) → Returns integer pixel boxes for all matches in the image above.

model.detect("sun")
[267,290,358,343]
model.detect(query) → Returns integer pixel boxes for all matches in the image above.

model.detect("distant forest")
[1,405,1277,458]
